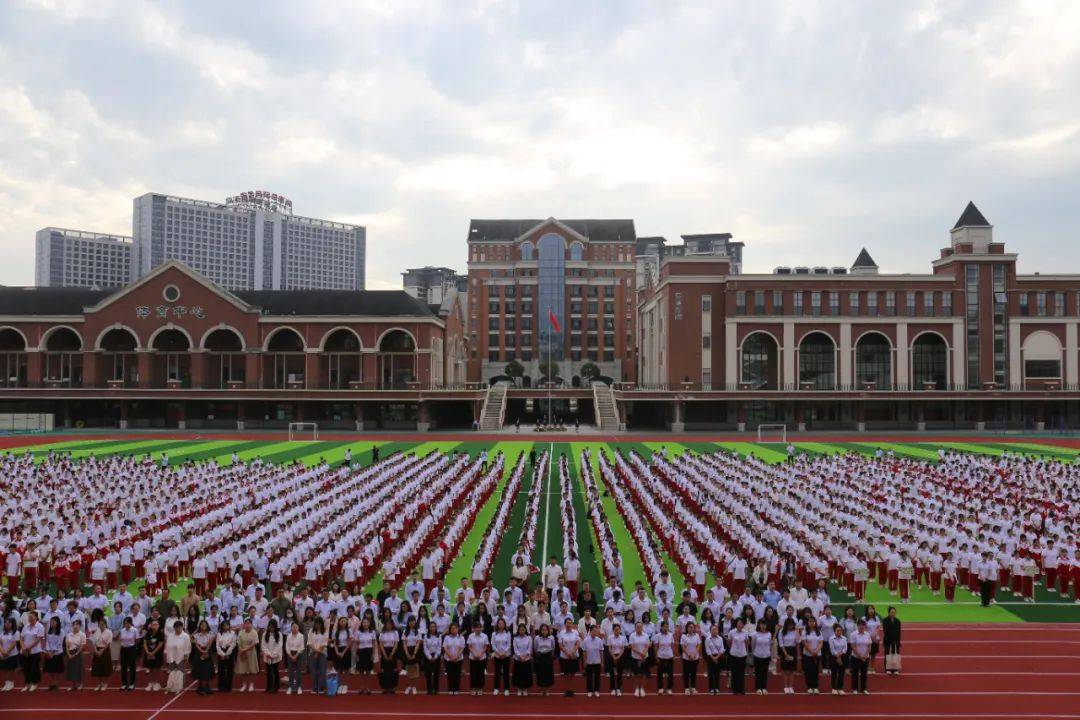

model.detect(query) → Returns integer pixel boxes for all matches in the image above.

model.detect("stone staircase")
[478,381,509,431]
[592,381,620,432]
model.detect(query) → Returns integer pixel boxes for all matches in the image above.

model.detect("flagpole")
[547,321,552,427]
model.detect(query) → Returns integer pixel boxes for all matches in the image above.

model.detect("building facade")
[466,218,638,385]
[34,228,132,289]
[132,191,366,291]
[0,262,471,431]
[635,203,1080,431]
[402,266,466,305]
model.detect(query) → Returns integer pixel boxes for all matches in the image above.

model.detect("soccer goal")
[757,423,787,443]
[287,422,319,441]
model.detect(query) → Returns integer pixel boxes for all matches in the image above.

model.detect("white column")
[1066,322,1078,387]
[725,321,738,387]
[952,319,966,390]
[782,322,795,390]
[1008,321,1022,389]
[895,323,908,390]
[839,322,852,388]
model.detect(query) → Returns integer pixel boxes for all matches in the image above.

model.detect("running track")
[3,625,1077,720]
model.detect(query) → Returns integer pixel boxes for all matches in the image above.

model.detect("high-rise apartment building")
[132,191,366,291]
[34,228,133,288]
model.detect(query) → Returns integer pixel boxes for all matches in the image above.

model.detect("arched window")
[151,328,191,384]
[569,241,584,261]
[265,328,306,388]
[912,333,948,389]
[520,241,534,261]
[0,329,27,387]
[798,332,835,390]
[740,332,778,389]
[379,329,417,388]
[43,328,83,386]
[325,328,362,388]
[100,327,139,385]
[855,333,892,389]
[204,328,245,387]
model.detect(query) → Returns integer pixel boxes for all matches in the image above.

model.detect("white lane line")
[146,680,195,720]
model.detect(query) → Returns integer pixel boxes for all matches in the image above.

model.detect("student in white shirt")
[284,623,305,695]
[605,622,627,696]
[849,619,873,695]
[441,624,466,695]
[827,624,849,694]
[582,625,605,697]
[627,621,651,697]
[703,624,726,695]
[652,620,676,695]
[679,621,702,694]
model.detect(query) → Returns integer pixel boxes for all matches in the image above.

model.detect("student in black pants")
[727,619,750,695]
[800,617,824,694]
[441,624,465,695]
[882,606,902,675]
[653,622,676,695]
[422,625,442,695]
[849,619,873,695]
[750,620,773,695]
[827,625,849,694]
[704,626,726,695]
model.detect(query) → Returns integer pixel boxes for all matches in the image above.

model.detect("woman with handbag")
[163,620,191,694]
[882,606,902,675]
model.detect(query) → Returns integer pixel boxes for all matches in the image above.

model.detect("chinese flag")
[548,309,561,333]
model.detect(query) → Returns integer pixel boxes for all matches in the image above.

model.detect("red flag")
[548,309,561,333]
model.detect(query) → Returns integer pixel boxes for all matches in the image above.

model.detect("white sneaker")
[296,688,302,695]
[504,689,509,696]
[286,688,292,695]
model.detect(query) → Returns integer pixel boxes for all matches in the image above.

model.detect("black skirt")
[91,651,112,678]
[43,653,65,674]
[356,647,374,672]
[780,647,797,672]
[559,655,579,675]
[534,652,554,687]
[512,659,532,688]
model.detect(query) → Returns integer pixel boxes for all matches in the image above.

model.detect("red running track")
[2,624,1077,720]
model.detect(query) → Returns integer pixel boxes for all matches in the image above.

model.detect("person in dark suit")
[882,606,902,675]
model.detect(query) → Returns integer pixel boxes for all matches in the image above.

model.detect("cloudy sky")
[2,0,1079,288]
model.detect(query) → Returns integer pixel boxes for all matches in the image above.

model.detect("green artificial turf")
[13,435,1080,623]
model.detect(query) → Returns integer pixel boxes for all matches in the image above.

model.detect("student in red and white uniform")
[105,547,120,591]
[23,543,39,594]
[119,543,134,585]
[191,552,208,597]
[942,551,958,603]
[4,544,20,596]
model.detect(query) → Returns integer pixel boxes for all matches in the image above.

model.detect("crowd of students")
[0,443,1075,698]
[0,566,902,697]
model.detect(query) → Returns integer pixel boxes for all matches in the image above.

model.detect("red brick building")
[634,203,1080,431]
[466,218,638,387]
[0,262,472,430]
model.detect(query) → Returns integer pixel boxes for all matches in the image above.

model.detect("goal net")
[287,422,319,441]
[757,423,787,443]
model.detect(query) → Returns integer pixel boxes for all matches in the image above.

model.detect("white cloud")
[2,0,1080,289]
